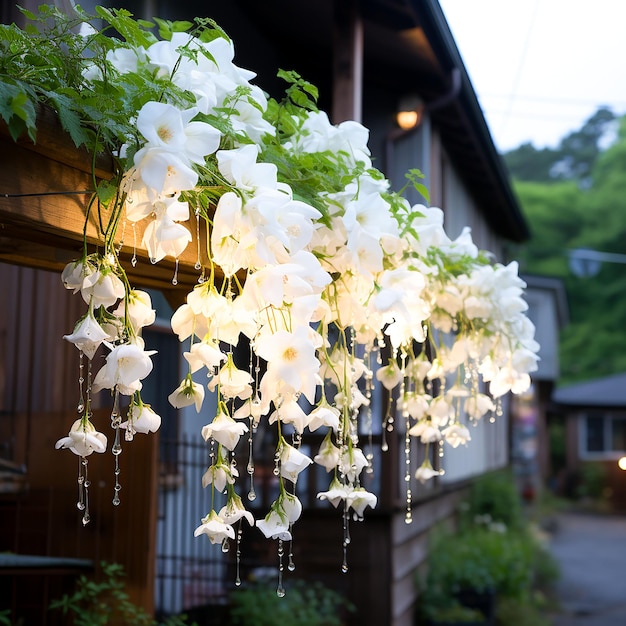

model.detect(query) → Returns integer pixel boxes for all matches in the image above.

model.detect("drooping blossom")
[168,376,205,412]
[194,510,235,544]
[55,419,107,456]
[121,403,161,434]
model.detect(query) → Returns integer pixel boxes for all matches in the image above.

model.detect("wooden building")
[0,2,531,625]
[551,373,626,511]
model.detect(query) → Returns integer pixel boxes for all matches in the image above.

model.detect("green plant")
[229,579,353,626]
[430,603,486,624]
[49,561,196,626]
[0,609,13,626]
[460,470,524,531]
[494,595,551,626]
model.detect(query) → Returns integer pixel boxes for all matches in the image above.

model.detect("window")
[581,412,626,458]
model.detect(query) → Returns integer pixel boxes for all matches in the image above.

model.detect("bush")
[418,471,561,625]
[460,471,524,532]
[229,579,353,626]
[49,561,194,626]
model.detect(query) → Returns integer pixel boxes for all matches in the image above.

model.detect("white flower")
[217,144,277,193]
[279,440,312,483]
[171,303,209,342]
[113,290,156,333]
[415,460,441,484]
[314,433,342,471]
[194,510,235,544]
[92,341,156,395]
[183,340,227,374]
[347,488,377,518]
[81,266,125,308]
[256,509,292,541]
[201,407,248,451]
[408,420,442,444]
[63,307,109,359]
[121,403,161,434]
[307,403,340,432]
[339,446,369,482]
[465,394,496,420]
[168,376,205,412]
[62,258,94,293]
[317,478,351,508]
[255,327,321,404]
[202,462,237,492]
[55,419,107,456]
[218,493,254,526]
[375,360,404,391]
[207,356,253,400]
[442,423,472,448]
[268,398,311,434]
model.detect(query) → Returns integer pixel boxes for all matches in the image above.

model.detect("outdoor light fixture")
[396,94,424,130]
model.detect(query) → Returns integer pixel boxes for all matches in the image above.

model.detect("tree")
[504,106,616,184]
[509,112,626,383]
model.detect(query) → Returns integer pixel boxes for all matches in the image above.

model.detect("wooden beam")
[0,108,210,297]
[332,0,364,124]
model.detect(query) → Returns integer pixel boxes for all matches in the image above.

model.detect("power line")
[499,0,541,137]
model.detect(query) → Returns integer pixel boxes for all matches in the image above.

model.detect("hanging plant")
[0,4,539,587]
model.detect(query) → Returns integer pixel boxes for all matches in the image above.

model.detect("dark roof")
[188,0,529,243]
[552,373,626,408]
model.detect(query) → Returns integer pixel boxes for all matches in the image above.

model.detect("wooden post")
[332,0,363,124]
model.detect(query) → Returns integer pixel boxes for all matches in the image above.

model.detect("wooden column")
[332,0,363,124]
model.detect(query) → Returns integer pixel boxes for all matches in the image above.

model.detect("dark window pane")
[586,416,605,452]
[612,419,626,452]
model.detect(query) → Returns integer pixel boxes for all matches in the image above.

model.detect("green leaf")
[96,179,117,205]
[47,93,89,148]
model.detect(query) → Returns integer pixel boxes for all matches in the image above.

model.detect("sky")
[438,0,626,153]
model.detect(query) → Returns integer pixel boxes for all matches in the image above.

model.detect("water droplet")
[341,564,349,574]
[235,578,242,587]
[222,539,230,553]
[77,502,85,511]
[194,262,202,270]
[77,402,85,413]
[112,444,122,456]
[247,490,256,501]
[344,536,351,545]
[112,495,121,506]
[150,257,157,265]
[288,561,296,572]
[276,587,286,598]
[247,463,254,475]
[131,256,137,267]
[381,443,388,452]
[82,514,91,526]
[272,467,280,476]
[78,476,85,485]
[115,468,121,476]
[84,480,91,488]
[125,430,134,442]
[114,484,122,492]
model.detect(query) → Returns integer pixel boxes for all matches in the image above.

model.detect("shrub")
[229,578,354,626]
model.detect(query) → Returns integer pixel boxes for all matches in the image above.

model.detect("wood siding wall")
[0,262,158,623]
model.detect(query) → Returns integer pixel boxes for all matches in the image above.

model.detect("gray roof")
[552,373,626,408]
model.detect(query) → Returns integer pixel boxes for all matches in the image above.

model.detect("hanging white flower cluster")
[40,9,538,560]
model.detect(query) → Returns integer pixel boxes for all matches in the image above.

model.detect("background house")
[0,2,532,625]
[551,373,626,511]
